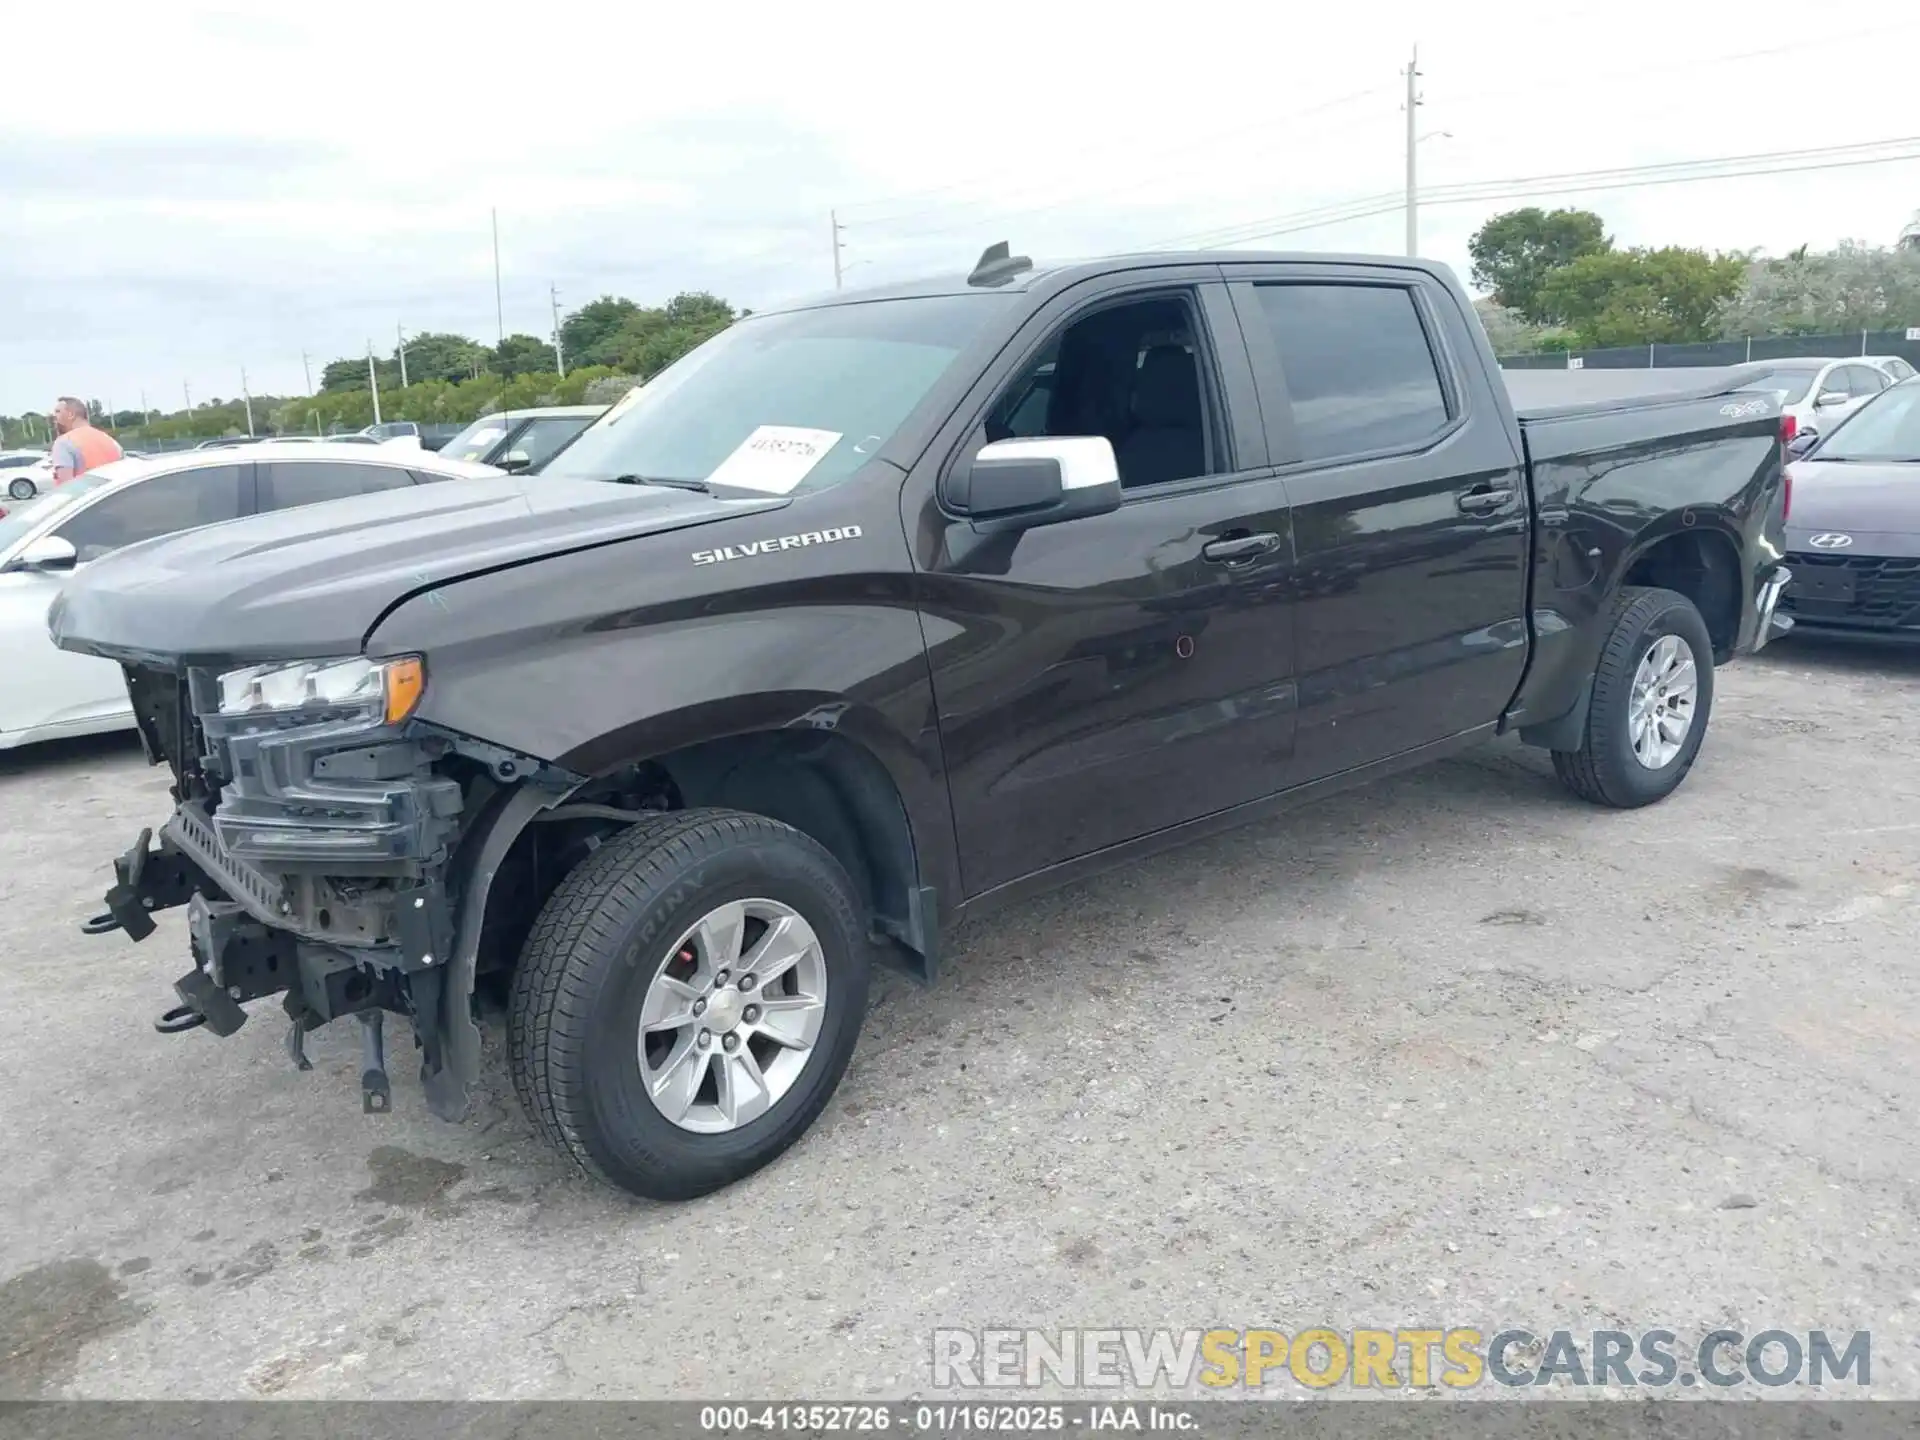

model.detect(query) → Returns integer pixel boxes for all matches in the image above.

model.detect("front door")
[1225,268,1531,780]
[906,273,1299,898]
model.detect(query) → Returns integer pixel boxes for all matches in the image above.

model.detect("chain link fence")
[1499,327,1920,370]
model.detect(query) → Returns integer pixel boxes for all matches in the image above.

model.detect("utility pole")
[240,367,255,437]
[397,323,409,388]
[1404,46,1422,258]
[832,210,845,290]
[184,380,192,413]
[301,351,314,396]
[367,340,382,426]
[140,389,150,425]
[491,208,505,347]
[550,283,566,378]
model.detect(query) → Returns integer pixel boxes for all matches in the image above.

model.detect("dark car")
[52,245,1787,1202]
[1776,375,1920,642]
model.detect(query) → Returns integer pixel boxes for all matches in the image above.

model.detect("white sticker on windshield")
[705,426,842,494]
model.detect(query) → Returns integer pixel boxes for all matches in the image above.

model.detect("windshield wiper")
[609,473,712,493]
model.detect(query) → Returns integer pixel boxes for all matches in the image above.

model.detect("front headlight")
[216,655,425,725]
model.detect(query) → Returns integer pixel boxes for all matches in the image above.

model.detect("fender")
[1506,398,1779,731]
[558,686,960,914]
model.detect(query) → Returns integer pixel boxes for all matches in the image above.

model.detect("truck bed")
[1501,364,1757,419]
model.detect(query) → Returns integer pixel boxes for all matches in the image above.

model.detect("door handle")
[1457,485,1515,513]
[1201,532,1280,563]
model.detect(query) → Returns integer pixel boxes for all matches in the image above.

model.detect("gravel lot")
[3,638,1918,1401]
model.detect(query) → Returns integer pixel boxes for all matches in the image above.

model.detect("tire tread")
[506,807,858,1195]
[1552,585,1711,808]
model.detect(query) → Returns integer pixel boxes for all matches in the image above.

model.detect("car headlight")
[216,655,425,725]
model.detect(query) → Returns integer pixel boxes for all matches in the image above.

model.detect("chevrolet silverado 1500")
[47,245,1790,1199]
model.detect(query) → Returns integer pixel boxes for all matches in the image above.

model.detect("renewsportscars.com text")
[930,1327,1871,1390]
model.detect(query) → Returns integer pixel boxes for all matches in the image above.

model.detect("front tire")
[1552,586,1715,808]
[6,477,35,500]
[507,807,870,1201]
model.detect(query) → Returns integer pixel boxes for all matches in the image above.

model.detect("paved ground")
[2,638,1918,1402]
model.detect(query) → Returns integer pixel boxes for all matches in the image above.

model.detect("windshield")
[439,414,512,463]
[0,476,111,556]
[544,294,1011,495]
[1809,379,1920,462]
[1736,367,1820,405]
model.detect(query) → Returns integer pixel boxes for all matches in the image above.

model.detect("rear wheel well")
[472,730,928,992]
[1624,530,1742,661]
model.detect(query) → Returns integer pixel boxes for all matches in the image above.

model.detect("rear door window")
[258,460,414,511]
[1249,283,1452,462]
[53,465,246,563]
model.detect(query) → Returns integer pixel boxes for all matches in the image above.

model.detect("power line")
[1151,135,1920,251]
[839,85,1392,229]
[846,86,1395,241]
[1159,148,1920,254]
[1437,17,1920,115]
[831,20,1916,246]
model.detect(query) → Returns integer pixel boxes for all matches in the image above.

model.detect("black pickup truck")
[49,246,1790,1201]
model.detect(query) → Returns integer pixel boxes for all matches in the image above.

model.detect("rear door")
[1223,264,1529,780]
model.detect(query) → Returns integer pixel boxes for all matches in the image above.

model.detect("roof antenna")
[968,241,1032,288]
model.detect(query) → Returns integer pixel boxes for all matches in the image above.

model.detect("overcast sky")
[5,0,1918,416]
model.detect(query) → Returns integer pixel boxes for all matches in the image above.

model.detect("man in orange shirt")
[49,396,123,483]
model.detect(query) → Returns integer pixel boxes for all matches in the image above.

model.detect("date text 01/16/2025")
[698,1403,1201,1432]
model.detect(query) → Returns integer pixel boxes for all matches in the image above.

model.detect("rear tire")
[507,807,869,1201]
[1552,586,1715,808]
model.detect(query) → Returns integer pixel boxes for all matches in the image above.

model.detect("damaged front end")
[91,656,569,1121]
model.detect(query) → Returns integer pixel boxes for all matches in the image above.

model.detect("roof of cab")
[757,250,1462,316]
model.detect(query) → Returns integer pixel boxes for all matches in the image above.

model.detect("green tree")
[560,296,643,368]
[1714,242,1920,337]
[603,292,737,377]
[400,331,489,383]
[492,333,557,377]
[1468,207,1612,323]
[1537,246,1748,349]
[320,355,397,392]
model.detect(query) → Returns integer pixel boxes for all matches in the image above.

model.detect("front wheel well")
[471,729,931,992]
[1623,529,1742,662]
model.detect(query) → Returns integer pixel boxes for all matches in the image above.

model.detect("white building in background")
[1902,210,1920,251]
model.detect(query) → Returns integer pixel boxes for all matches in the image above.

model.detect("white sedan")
[1727,357,1894,445]
[2,451,53,501]
[0,442,501,751]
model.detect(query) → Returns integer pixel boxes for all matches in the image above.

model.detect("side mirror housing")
[1815,390,1849,408]
[498,450,533,474]
[949,437,1122,532]
[6,534,77,573]
[1785,431,1819,458]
